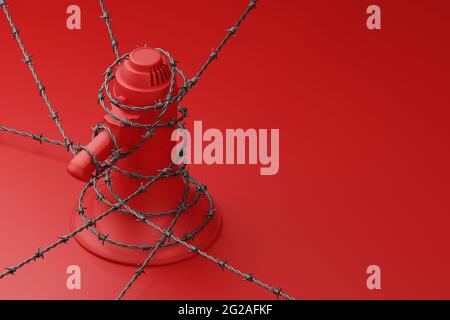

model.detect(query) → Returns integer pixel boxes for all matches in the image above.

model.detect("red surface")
[0,0,449,299]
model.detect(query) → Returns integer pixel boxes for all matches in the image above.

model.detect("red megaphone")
[67,47,222,266]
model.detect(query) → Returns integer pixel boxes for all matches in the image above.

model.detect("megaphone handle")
[67,130,114,182]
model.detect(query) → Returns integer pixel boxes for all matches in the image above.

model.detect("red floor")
[1,0,450,299]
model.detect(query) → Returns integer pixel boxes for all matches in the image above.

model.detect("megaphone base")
[70,187,222,266]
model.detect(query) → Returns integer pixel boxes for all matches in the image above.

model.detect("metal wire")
[0,0,76,155]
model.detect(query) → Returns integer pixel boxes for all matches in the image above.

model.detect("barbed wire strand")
[99,0,120,58]
[0,0,76,155]
[115,199,187,300]
[0,163,178,280]
[0,124,67,148]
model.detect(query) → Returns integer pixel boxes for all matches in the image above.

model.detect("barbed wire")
[0,0,295,300]
[0,0,76,155]
[0,124,67,148]
[99,0,120,59]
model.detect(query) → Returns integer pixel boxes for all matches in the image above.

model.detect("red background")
[0,0,449,299]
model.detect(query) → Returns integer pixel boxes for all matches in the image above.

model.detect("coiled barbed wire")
[0,0,295,301]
